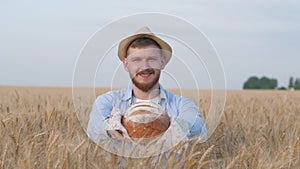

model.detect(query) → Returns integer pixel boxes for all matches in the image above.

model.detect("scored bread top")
[122,102,170,139]
[123,102,167,123]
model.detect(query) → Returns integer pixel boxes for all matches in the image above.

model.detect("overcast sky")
[1,0,300,89]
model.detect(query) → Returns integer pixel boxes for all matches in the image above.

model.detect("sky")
[1,0,300,89]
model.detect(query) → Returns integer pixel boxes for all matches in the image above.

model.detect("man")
[87,27,207,154]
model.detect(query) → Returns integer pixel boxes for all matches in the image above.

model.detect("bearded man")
[87,27,207,153]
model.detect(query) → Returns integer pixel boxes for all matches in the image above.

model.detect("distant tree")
[278,86,287,90]
[260,76,270,89]
[270,78,278,89]
[260,76,277,89]
[294,78,300,90]
[288,77,294,89]
[243,76,278,89]
[243,76,260,89]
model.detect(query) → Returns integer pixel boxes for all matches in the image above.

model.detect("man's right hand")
[107,130,131,143]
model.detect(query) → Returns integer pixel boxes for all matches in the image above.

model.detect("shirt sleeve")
[177,98,207,141]
[87,92,114,143]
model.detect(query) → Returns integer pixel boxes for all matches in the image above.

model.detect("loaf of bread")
[122,102,170,141]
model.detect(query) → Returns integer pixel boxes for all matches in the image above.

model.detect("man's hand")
[107,130,131,143]
[105,108,133,143]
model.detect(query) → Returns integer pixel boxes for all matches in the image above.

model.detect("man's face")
[123,45,166,92]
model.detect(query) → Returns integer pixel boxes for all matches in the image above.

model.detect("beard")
[131,68,161,92]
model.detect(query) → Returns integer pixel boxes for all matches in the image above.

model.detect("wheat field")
[0,87,299,168]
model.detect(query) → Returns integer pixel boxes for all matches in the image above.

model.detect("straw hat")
[118,27,172,64]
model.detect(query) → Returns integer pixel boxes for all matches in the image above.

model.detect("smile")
[136,69,155,79]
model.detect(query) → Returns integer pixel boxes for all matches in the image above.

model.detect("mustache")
[136,68,155,76]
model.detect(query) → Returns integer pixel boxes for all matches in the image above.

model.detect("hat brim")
[118,33,172,64]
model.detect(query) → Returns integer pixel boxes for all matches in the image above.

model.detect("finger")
[108,130,130,143]
[109,130,123,140]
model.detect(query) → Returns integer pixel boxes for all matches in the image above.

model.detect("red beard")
[132,68,161,92]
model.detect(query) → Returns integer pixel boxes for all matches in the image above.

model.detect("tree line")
[243,76,300,90]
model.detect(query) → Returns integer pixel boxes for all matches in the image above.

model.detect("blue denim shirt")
[87,84,207,144]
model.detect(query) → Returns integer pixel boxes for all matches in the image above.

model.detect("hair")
[126,37,162,57]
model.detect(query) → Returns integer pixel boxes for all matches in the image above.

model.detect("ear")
[123,58,129,72]
[160,55,167,70]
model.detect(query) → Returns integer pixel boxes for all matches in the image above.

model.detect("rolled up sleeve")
[177,98,207,141]
[87,93,114,143]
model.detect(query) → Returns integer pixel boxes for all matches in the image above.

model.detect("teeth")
[139,73,152,75]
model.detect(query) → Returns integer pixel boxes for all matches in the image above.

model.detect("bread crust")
[122,102,170,139]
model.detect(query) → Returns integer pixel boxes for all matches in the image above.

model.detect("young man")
[87,27,207,154]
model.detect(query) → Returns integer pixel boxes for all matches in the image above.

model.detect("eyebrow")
[148,56,159,59]
[129,56,141,60]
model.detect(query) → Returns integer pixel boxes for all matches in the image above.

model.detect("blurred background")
[1,0,299,89]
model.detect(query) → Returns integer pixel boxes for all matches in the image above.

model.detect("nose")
[140,60,150,70]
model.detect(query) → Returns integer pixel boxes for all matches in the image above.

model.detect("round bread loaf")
[122,102,170,140]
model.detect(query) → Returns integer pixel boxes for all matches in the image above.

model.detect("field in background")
[0,87,299,168]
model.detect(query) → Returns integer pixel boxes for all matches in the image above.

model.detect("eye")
[131,58,141,62]
[148,57,157,61]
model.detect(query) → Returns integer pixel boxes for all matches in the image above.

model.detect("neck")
[132,83,160,100]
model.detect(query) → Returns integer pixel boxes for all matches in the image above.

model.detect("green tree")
[243,76,278,89]
[294,78,300,90]
[243,76,260,89]
[270,78,278,89]
[288,77,294,89]
[278,86,287,90]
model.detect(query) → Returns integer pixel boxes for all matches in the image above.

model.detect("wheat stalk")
[71,140,86,155]
[1,143,8,169]
[225,149,245,169]
[288,137,299,168]
[198,145,215,165]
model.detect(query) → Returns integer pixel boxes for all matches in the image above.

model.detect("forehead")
[127,45,161,58]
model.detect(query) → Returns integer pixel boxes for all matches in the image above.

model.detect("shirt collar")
[122,84,133,101]
[158,84,167,100]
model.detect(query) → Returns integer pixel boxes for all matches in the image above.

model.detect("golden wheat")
[0,87,299,168]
